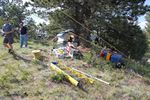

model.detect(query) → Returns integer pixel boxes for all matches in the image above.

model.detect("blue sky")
[138,0,150,29]
[24,0,150,28]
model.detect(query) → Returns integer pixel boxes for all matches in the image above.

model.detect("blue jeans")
[20,34,28,48]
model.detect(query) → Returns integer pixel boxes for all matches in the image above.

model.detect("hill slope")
[0,37,150,100]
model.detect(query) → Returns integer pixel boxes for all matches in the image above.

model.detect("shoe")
[25,44,28,47]
[8,49,14,54]
[10,50,14,54]
[8,49,11,53]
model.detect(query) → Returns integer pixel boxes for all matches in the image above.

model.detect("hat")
[70,35,74,38]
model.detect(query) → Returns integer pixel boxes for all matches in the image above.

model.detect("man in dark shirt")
[2,17,15,53]
[19,22,28,48]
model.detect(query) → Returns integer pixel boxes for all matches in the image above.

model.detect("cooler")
[110,54,122,63]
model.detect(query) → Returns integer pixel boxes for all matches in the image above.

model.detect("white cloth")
[56,32,65,44]
[52,48,65,59]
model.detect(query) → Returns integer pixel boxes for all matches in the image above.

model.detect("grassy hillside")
[0,37,150,100]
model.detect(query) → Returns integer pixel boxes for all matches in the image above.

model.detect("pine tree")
[31,0,150,59]
[145,12,150,38]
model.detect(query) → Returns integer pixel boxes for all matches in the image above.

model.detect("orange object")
[106,52,111,61]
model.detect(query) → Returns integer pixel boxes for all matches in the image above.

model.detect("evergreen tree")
[31,0,150,60]
[145,12,150,38]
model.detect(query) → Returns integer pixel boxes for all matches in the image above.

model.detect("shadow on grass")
[12,52,48,68]
[12,52,31,62]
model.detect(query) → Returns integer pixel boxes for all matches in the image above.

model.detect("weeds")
[0,37,150,99]
[51,73,65,83]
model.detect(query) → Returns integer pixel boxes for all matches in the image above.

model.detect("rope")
[46,8,146,70]
[31,1,148,77]
[59,10,128,58]
[29,1,128,58]
[59,10,149,73]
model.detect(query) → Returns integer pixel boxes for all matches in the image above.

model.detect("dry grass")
[0,37,150,100]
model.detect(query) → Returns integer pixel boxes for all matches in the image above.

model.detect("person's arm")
[69,42,76,48]
[52,36,58,42]
[4,29,15,35]
[2,24,15,35]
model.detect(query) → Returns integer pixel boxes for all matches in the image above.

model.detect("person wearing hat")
[70,35,74,40]
[2,17,15,53]
[66,35,76,58]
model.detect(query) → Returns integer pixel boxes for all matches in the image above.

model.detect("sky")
[23,0,49,25]
[138,0,150,29]
[24,0,150,28]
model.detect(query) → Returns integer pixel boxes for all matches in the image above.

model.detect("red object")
[99,51,104,57]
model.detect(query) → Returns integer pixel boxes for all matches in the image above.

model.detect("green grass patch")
[0,37,150,99]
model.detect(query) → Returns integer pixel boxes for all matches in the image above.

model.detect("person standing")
[2,17,15,53]
[19,22,28,48]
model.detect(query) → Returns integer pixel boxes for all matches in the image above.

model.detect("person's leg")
[20,35,24,48]
[9,42,13,50]
[22,35,25,47]
[9,44,13,51]
[8,37,14,53]
[3,37,12,53]
[24,34,28,47]
[69,48,75,58]
[3,43,10,48]
[3,37,9,47]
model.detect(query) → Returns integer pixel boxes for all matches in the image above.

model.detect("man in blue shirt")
[2,17,15,53]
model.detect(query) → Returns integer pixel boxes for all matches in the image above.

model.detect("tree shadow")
[12,52,31,63]
[12,52,48,68]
